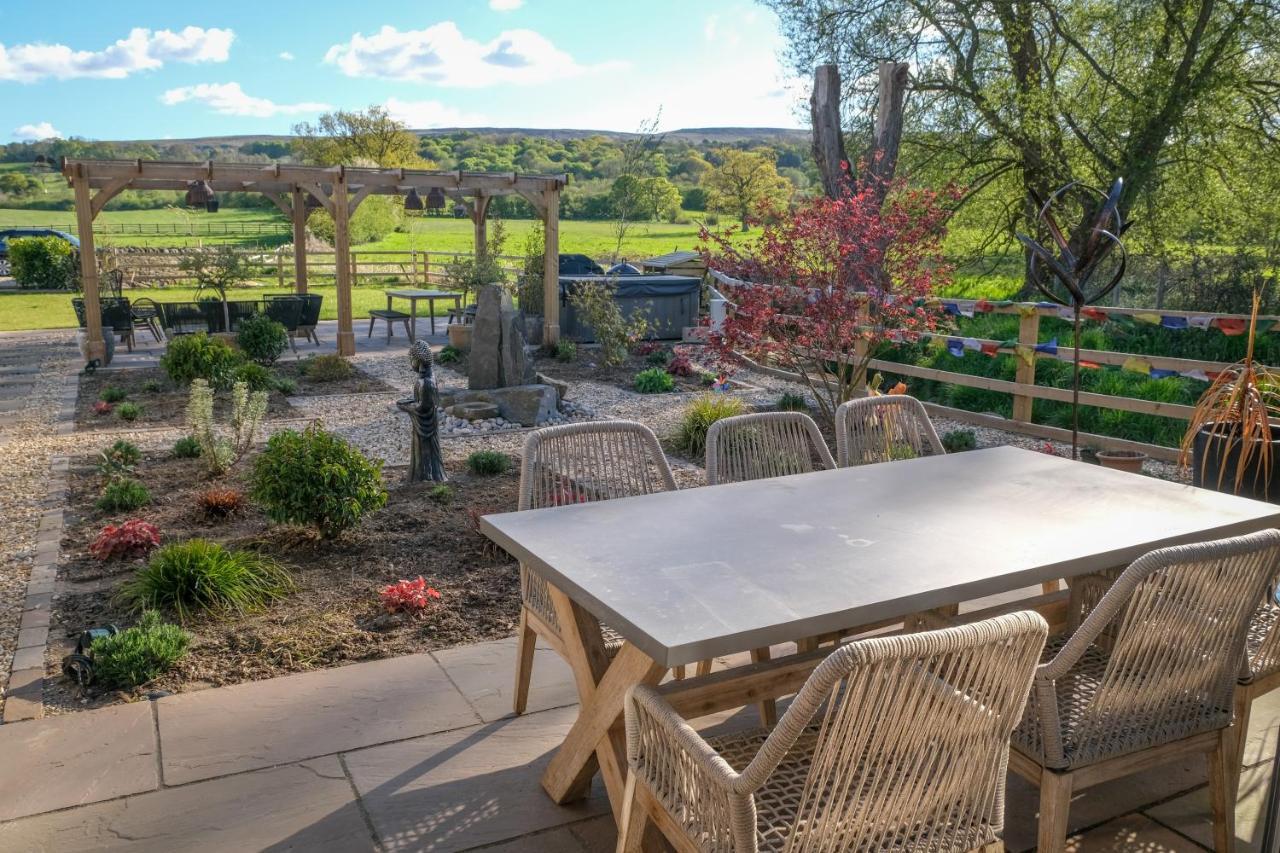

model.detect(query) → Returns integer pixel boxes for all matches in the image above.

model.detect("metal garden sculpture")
[1016,178,1133,458]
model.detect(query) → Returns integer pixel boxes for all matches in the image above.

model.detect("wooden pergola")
[63,158,567,360]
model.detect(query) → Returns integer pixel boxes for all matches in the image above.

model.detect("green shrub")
[272,376,297,395]
[776,392,809,412]
[100,386,127,403]
[250,424,387,538]
[142,379,162,394]
[172,436,202,458]
[466,450,512,476]
[646,348,673,366]
[427,484,453,504]
[673,395,747,457]
[97,439,142,478]
[115,402,141,421]
[118,540,293,621]
[437,345,462,365]
[9,236,76,290]
[941,429,977,453]
[568,281,649,366]
[97,478,151,512]
[90,611,190,689]
[236,314,289,366]
[160,333,242,389]
[554,339,577,362]
[231,362,274,393]
[302,354,354,382]
[187,380,268,476]
[634,368,675,394]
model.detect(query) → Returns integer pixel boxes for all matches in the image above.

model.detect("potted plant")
[1181,293,1280,501]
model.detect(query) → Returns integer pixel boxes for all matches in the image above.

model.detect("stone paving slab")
[343,706,609,852]
[1065,814,1206,851]
[0,702,158,822]
[0,757,374,853]
[157,653,479,785]
[432,636,578,723]
[1146,762,1271,853]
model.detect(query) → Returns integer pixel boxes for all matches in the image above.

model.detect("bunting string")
[932,298,1272,337]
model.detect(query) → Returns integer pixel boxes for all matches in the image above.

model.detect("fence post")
[276,247,284,288]
[1013,308,1039,423]
[423,252,431,285]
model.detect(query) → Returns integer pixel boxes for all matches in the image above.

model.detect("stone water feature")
[439,284,560,427]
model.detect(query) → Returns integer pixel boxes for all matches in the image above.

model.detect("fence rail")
[710,272,1278,462]
[13,221,291,237]
[103,248,527,288]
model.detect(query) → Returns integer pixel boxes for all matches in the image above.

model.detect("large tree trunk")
[810,61,909,200]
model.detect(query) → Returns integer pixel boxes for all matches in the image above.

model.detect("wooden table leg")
[542,587,665,834]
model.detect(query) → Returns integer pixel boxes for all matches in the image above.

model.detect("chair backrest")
[71,297,87,328]
[298,294,322,326]
[743,612,1047,852]
[130,297,159,320]
[264,297,304,330]
[100,297,132,332]
[705,411,835,486]
[519,420,677,511]
[835,394,944,467]
[1035,529,1280,768]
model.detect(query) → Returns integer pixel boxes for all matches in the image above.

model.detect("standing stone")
[468,285,507,390]
[500,309,536,386]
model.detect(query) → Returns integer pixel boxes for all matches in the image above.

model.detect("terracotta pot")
[1096,449,1147,475]
[447,323,472,351]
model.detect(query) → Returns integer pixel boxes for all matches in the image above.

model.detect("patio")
[1,619,1276,852]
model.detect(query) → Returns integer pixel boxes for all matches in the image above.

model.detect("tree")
[609,113,665,261]
[641,177,682,221]
[703,149,791,230]
[0,172,40,197]
[704,174,958,424]
[766,0,1280,293]
[293,105,427,169]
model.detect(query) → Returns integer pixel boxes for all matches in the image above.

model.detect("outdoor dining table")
[384,288,462,338]
[480,444,1280,834]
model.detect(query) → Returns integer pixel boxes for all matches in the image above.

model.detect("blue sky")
[0,0,807,143]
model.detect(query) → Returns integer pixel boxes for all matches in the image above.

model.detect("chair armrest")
[625,685,750,842]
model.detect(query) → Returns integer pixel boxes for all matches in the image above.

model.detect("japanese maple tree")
[703,171,958,425]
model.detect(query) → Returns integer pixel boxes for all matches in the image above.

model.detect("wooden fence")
[104,248,526,288]
[708,273,1272,462]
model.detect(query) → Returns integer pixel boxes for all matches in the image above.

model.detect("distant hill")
[124,127,810,148]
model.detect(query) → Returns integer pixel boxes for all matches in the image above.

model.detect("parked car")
[0,228,80,276]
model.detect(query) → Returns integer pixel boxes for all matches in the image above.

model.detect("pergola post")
[290,186,308,294]
[72,169,106,362]
[542,187,560,346]
[332,176,355,356]
[472,192,490,260]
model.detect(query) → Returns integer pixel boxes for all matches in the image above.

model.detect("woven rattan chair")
[705,411,835,725]
[1009,529,1280,853]
[513,420,679,715]
[835,395,944,468]
[619,611,1049,853]
[1229,581,1280,801]
[705,412,835,486]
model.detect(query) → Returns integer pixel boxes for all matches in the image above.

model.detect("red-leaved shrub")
[666,353,694,377]
[633,340,663,356]
[93,401,113,416]
[380,577,441,614]
[198,487,244,519]
[89,519,161,561]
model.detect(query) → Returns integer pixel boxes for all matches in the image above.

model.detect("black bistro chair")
[73,297,135,352]
[130,297,163,343]
[158,302,210,337]
[264,297,304,353]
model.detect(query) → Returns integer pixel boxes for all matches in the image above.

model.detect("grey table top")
[480,446,1280,667]
[385,289,459,299]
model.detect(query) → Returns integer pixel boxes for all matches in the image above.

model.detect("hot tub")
[559,275,701,342]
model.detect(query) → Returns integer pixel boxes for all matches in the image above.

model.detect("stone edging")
[1,454,69,723]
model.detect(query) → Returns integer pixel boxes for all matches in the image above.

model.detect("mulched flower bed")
[45,448,522,713]
[75,362,395,429]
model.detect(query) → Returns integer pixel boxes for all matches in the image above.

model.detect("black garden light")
[60,625,120,686]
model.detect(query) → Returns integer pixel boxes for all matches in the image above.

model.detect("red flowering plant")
[380,576,442,614]
[88,519,161,561]
[702,170,959,425]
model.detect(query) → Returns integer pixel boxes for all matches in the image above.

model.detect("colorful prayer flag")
[1034,338,1058,356]
[1082,307,1109,323]
[1216,318,1247,335]
[947,338,965,358]
[1188,316,1213,330]
[1122,357,1152,375]
[1160,316,1189,330]
[1150,368,1178,379]
[1134,312,1162,325]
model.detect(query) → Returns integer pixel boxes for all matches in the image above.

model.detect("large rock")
[468,284,535,390]
[536,372,569,401]
[438,384,559,426]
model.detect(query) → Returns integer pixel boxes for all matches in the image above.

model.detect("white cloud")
[384,97,486,128]
[12,121,61,141]
[160,82,330,118]
[489,0,525,9]
[0,27,233,82]
[325,23,615,87]
[278,51,295,61]
[704,15,718,41]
